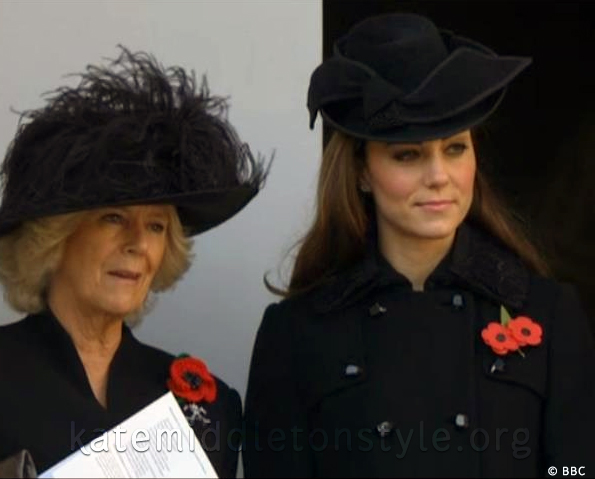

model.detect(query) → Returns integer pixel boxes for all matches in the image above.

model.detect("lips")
[108,270,141,280]
[416,200,455,211]
[417,200,454,206]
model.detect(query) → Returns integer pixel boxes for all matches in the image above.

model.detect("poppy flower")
[508,316,543,347]
[167,355,217,403]
[481,322,519,355]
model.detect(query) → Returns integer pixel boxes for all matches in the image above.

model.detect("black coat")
[0,311,241,477]
[243,223,595,478]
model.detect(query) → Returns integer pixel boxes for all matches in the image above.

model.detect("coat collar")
[312,221,530,314]
[23,310,158,413]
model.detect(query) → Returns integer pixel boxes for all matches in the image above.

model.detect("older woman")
[243,13,595,478]
[0,48,265,477]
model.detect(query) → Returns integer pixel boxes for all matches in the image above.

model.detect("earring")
[359,182,370,193]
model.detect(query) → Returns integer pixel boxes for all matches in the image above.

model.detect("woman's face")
[362,130,476,245]
[49,204,171,320]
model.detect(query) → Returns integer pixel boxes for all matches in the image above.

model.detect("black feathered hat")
[308,13,532,142]
[0,47,267,236]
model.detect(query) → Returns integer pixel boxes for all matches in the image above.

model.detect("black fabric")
[243,223,595,478]
[0,311,241,477]
[308,13,531,142]
[0,48,266,237]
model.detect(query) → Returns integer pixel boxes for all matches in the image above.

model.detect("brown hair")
[274,131,550,298]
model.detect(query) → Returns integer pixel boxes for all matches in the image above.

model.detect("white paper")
[39,392,218,478]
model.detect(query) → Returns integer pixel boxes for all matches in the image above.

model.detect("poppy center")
[496,333,506,342]
[521,327,531,336]
[183,371,203,389]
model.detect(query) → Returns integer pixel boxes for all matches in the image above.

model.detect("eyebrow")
[147,212,169,221]
[386,133,469,147]
[385,141,422,147]
[446,133,470,142]
[105,206,171,220]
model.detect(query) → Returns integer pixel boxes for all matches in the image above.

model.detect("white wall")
[0,0,322,401]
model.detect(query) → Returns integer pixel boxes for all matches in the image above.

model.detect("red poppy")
[508,316,543,347]
[167,356,217,403]
[481,322,519,355]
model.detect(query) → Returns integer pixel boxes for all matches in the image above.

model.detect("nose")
[423,152,449,188]
[124,220,149,255]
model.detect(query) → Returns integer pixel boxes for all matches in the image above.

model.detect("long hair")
[277,131,550,298]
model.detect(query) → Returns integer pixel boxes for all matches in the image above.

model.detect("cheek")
[369,166,418,202]
[458,162,477,196]
[148,239,167,273]
[373,173,416,201]
[61,237,104,278]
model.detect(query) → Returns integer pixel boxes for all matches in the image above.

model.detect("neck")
[47,292,123,408]
[378,227,456,291]
[47,298,123,355]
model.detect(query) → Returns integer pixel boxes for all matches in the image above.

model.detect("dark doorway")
[323,1,595,318]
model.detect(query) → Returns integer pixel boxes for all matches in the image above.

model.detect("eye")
[391,149,420,162]
[148,222,166,234]
[102,213,125,224]
[445,142,469,156]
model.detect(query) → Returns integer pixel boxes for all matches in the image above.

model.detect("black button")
[490,358,506,374]
[376,421,394,438]
[452,294,464,309]
[344,364,363,377]
[454,413,469,429]
[369,302,387,316]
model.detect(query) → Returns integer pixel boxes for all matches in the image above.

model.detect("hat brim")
[313,32,530,143]
[321,88,506,143]
[0,185,258,237]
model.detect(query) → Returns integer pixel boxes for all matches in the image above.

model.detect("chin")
[412,221,460,240]
[105,285,149,308]
[100,299,144,319]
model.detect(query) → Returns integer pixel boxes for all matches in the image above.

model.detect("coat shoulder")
[0,316,45,360]
[0,315,36,341]
[524,272,580,318]
[262,274,360,321]
[258,288,323,331]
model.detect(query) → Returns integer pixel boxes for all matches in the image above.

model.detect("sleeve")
[543,283,595,476]
[219,388,242,479]
[242,303,313,478]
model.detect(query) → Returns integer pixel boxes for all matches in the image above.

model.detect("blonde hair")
[0,206,193,314]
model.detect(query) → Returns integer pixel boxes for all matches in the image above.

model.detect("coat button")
[369,302,387,317]
[376,421,394,438]
[344,364,363,377]
[454,413,469,429]
[490,358,506,374]
[452,294,464,309]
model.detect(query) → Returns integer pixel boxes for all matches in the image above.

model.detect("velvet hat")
[0,47,267,236]
[308,13,532,142]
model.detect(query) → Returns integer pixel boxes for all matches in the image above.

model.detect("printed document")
[39,392,217,478]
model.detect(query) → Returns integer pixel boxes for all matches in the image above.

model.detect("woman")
[243,13,595,478]
[0,47,266,477]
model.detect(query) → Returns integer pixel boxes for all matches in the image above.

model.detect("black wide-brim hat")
[308,13,532,142]
[0,48,267,237]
